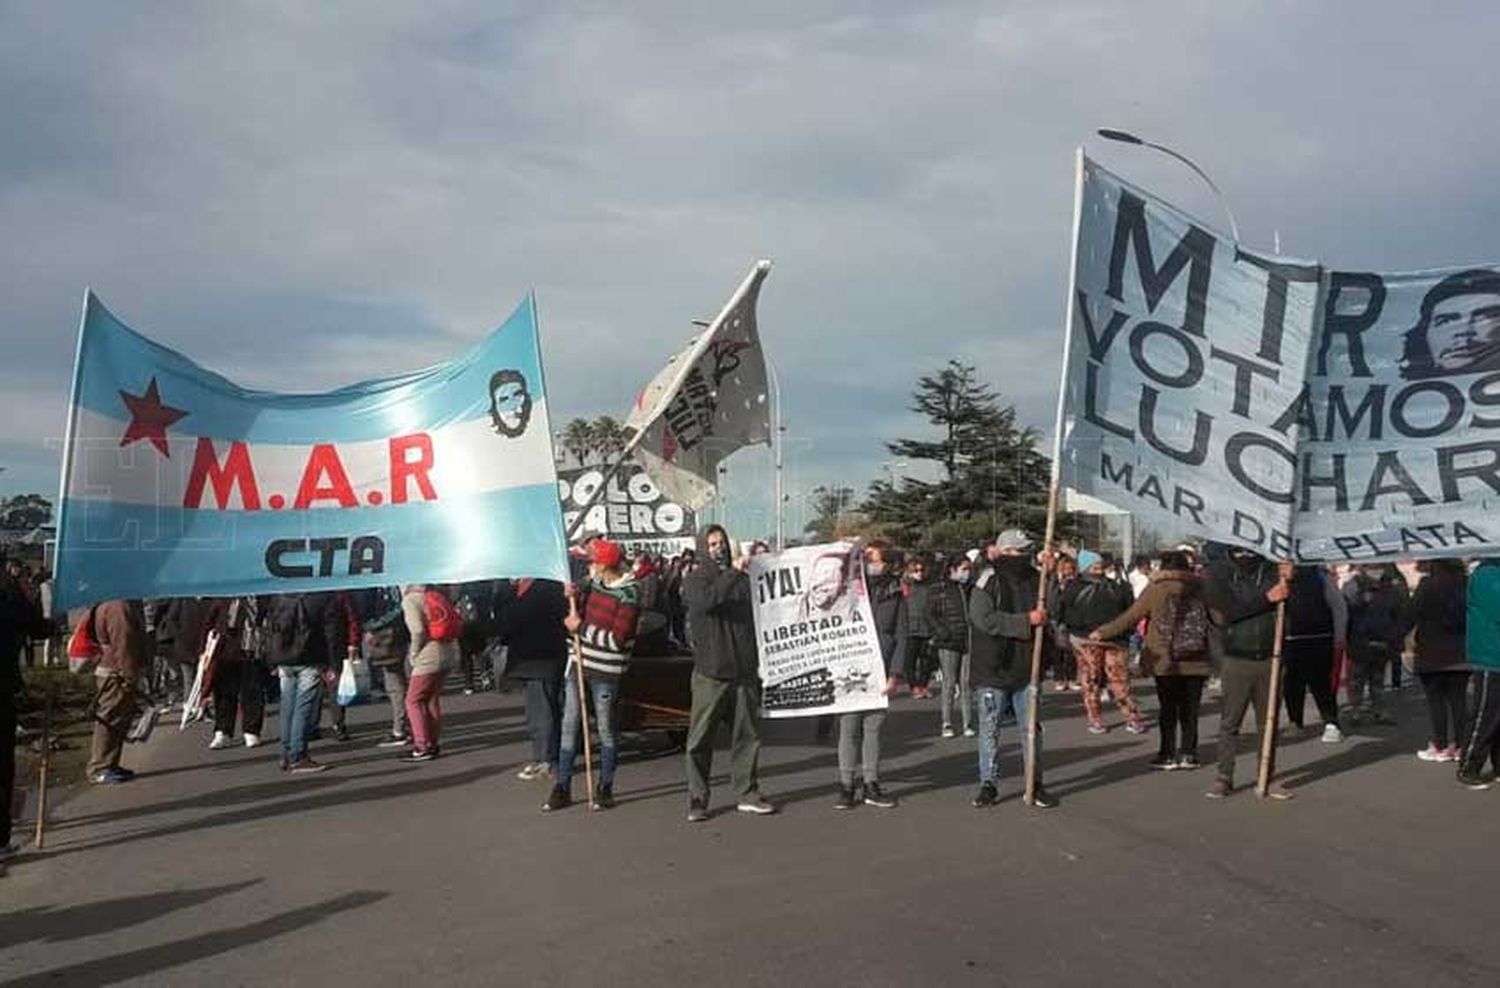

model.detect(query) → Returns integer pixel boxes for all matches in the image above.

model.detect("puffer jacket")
[867,573,909,680]
[927,579,970,652]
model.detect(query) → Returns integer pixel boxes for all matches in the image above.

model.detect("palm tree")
[561,418,595,467]
[591,416,629,463]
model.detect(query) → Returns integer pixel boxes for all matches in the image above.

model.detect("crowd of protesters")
[4,526,1500,858]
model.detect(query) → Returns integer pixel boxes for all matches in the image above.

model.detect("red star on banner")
[118,377,189,457]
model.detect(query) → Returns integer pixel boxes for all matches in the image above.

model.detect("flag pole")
[568,596,596,809]
[1256,590,1290,797]
[1255,266,1325,799]
[1025,147,1086,806]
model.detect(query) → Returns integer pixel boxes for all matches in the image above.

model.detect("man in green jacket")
[1458,559,1500,789]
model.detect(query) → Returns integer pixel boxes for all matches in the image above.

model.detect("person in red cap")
[545,538,641,812]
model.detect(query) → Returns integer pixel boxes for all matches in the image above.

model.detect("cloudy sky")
[3,1,1497,537]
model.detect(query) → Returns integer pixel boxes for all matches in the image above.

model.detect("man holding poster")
[682,525,775,822]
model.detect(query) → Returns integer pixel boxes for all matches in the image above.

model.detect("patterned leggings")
[1072,641,1141,727]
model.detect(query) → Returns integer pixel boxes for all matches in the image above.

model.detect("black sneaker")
[834,786,858,810]
[287,758,328,775]
[971,782,999,808]
[687,799,709,823]
[591,785,616,811]
[542,787,572,812]
[1457,772,1493,791]
[335,724,351,743]
[1027,787,1058,809]
[1149,754,1178,771]
[403,748,435,763]
[862,783,898,809]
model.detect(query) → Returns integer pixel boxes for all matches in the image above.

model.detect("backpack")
[67,606,102,675]
[265,595,314,664]
[1165,593,1210,657]
[424,589,462,642]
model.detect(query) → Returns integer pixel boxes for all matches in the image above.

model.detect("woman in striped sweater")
[546,539,641,813]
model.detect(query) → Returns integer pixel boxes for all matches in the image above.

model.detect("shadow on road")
[0,880,260,950]
[30,765,506,861]
[0,890,388,988]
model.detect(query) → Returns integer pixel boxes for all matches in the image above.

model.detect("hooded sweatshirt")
[682,531,758,681]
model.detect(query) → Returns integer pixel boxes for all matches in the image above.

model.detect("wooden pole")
[1024,147,1087,807]
[34,684,53,849]
[1023,486,1061,806]
[1256,598,1289,797]
[568,597,596,809]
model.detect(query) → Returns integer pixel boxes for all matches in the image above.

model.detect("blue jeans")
[523,675,564,765]
[975,685,1041,787]
[556,671,619,792]
[279,665,324,764]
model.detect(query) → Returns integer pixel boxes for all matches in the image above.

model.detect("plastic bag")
[336,657,372,706]
[180,630,218,730]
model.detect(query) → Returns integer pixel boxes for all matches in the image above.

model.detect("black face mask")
[712,547,732,567]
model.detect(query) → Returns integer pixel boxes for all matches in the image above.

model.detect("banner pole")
[1256,596,1290,797]
[34,683,53,849]
[568,595,596,809]
[1025,147,1087,806]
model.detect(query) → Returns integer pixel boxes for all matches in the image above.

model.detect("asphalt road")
[3,678,1497,987]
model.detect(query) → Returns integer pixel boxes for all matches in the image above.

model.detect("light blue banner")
[56,293,569,608]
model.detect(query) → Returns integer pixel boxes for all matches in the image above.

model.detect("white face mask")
[952,571,969,583]
[865,562,886,578]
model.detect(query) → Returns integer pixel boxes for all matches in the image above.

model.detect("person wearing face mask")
[928,556,974,738]
[833,540,908,810]
[967,530,1056,809]
[547,539,640,813]
[1201,545,1293,799]
[681,525,775,822]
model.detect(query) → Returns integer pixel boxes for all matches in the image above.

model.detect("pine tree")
[864,360,1053,548]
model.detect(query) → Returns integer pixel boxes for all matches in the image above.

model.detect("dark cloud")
[3,1,1499,537]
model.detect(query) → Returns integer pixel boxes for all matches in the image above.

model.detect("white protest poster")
[749,541,888,719]
[1299,266,1500,561]
[1058,153,1322,560]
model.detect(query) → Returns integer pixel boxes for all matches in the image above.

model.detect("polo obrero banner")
[54,292,569,608]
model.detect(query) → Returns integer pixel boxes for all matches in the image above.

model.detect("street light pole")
[1096,128,1242,243]
[766,354,786,551]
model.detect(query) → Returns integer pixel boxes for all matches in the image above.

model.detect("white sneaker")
[963,727,976,738]
[243,733,262,748]
[941,726,956,739]
[209,731,231,750]
[1320,724,1344,744]
[1417,744,1444,762]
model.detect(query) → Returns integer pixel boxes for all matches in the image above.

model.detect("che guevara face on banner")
[1400,269,1500,380]
[488,369,533,437]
